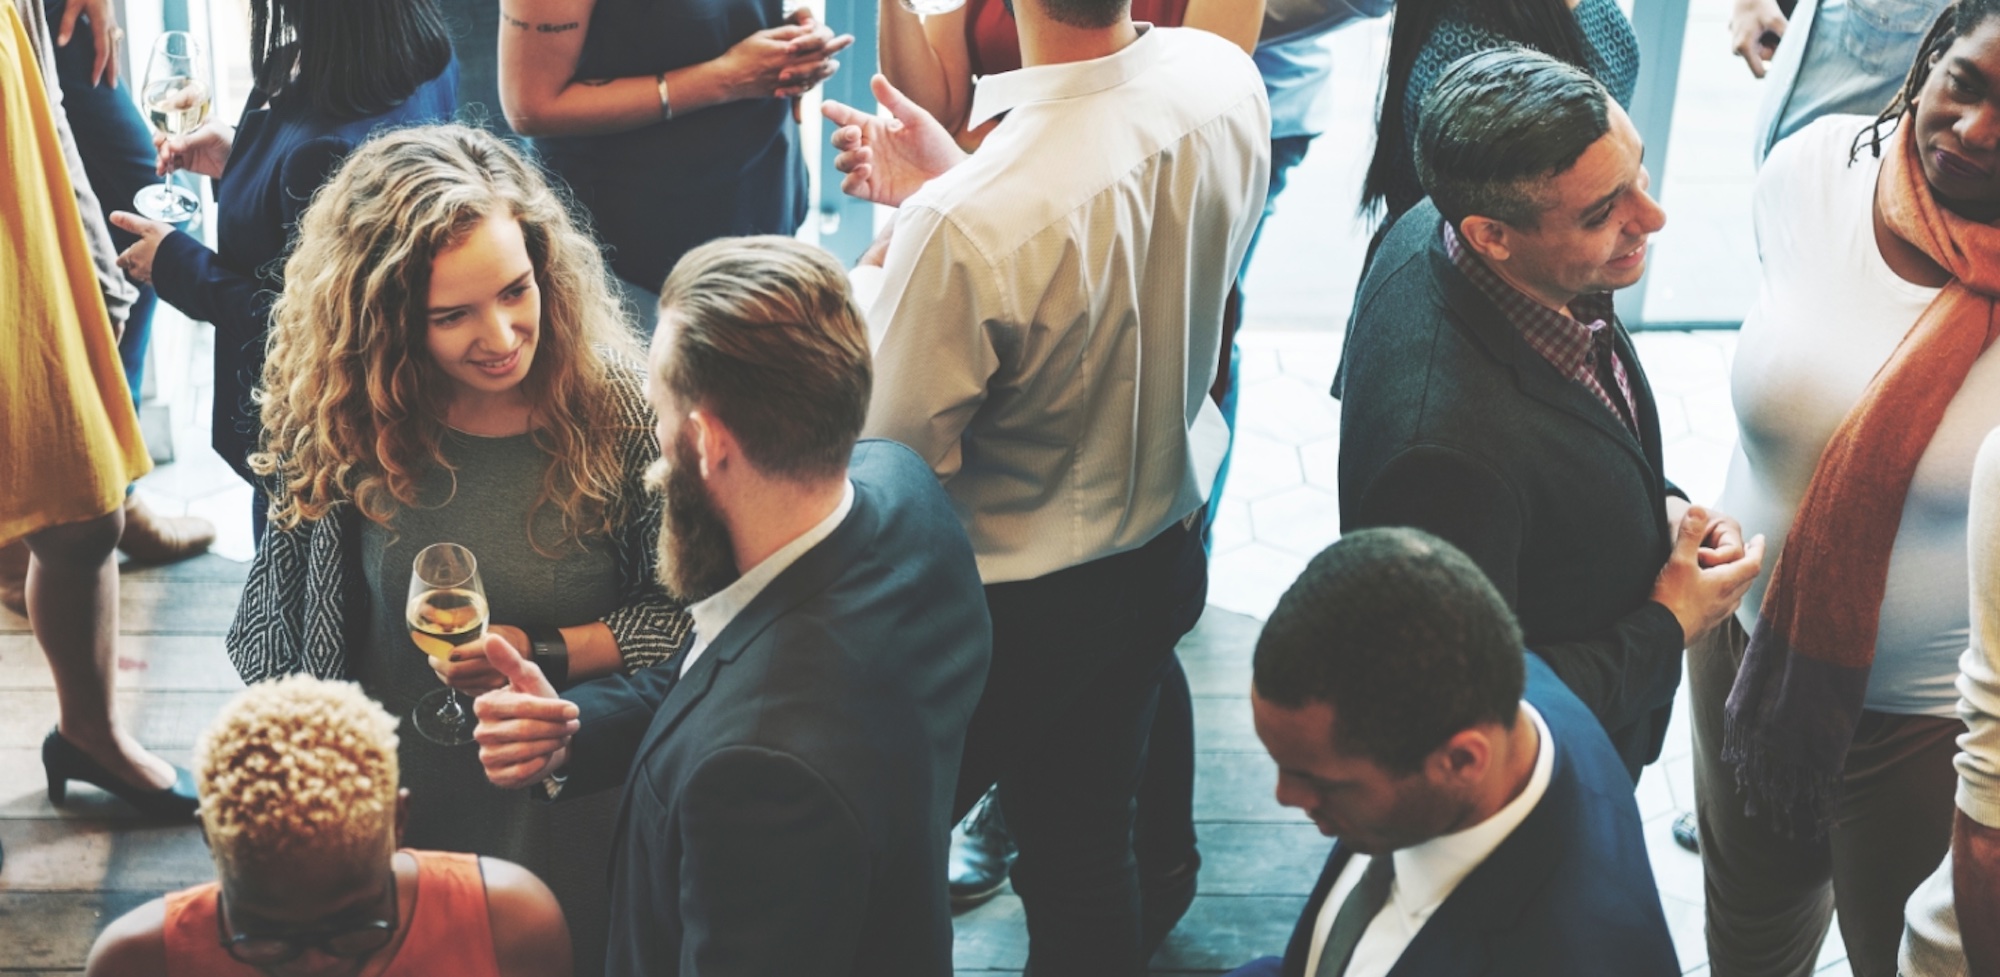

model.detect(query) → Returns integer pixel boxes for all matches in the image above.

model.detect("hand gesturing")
[822,74,968,208]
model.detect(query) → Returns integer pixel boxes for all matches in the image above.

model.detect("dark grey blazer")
[1336,199,1685,779]
[560,439,992,977]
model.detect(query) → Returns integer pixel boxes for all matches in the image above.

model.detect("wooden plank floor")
[0,551,1320,974]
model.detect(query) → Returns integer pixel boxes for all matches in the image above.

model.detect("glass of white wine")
[133,31,210,223]
[407,543,488,746]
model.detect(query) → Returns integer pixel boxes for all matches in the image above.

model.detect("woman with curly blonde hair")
[225,123,690,977]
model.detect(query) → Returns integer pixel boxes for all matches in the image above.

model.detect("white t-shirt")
[1718,114,2000,716]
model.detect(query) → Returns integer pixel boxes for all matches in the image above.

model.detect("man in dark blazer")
[1227,528,1680,977]
[471,237,991,976]
[1336,47,1764,780]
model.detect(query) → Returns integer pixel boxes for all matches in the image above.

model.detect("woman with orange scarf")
[1691,4,2000,975]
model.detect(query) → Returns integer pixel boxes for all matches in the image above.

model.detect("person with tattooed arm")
[499,0,854,325]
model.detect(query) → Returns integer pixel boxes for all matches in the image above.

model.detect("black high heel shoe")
[42,729,198,823]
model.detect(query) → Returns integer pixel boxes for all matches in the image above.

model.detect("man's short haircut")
[1030,0,1131,30]
[1414,46,1613,229]
[196,676,400,872]
[656,236,872,481]
[1253,528,1526,775]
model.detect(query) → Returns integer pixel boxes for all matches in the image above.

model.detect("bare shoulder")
[84,897,169,977]
[477,856,573,977]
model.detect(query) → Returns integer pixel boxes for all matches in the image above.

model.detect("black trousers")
[955,518,1208,977]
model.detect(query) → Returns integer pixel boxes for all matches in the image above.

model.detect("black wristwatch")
[524,625,570,690]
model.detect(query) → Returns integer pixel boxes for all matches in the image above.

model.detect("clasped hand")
[724,6,855,103]
[1651,503,1766,644]
[473,633,580,790]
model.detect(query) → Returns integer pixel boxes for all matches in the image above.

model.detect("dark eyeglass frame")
[214,874,399,966]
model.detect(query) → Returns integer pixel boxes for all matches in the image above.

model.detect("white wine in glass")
[132,31,209,223]
[407,543,487,746]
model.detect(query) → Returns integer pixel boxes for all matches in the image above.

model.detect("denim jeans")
[1755,0,1950,163]
[958,520,1208,976]
[47,0,161,407]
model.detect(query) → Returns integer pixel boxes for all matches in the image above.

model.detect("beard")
[646,431,740,603]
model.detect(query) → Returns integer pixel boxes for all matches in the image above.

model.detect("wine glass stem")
[438,689,466,725]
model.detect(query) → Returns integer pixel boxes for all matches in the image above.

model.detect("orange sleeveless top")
[162,850,501,977]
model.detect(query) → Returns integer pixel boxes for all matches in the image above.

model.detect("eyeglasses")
[214,877,399,966]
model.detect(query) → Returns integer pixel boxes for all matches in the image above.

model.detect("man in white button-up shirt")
[1229,528,1677,977]
[823,4,1268,971]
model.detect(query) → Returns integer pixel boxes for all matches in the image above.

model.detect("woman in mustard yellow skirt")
[0,0,197,868]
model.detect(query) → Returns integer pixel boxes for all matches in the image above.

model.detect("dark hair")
[1362,0,1593,220]
[1853,0,2000,160]
[656,237,873,482]
[1030,0,1131,29]
[250,0,453,120]
[1253,528,1525,775]
[1412,47,1612,228]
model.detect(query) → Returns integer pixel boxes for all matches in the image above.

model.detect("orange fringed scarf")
[1724,118,2000,837]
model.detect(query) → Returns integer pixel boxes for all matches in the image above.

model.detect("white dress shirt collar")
[679,480,855,677]
[1390,702,1555,912]
[1303,702,1555,977]
[966,23,1159,129]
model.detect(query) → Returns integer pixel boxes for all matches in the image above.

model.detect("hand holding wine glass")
[407,543,488,746]
[132,31,211,223]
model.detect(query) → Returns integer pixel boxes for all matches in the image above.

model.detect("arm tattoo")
[537,21,581,32]
[505,14,531,29]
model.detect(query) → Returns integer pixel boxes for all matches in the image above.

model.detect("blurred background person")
[0,0,197,876]
[228,124,687,977]
[1731,0,1952,163]
[83,675,573,977]
[1361,0,1640,231]
[1698,3,2000,974]
[498,0,853,322]
[108,0,457,540]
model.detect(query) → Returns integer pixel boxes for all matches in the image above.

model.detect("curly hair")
[196,675,400,869]
[253,124,643,552]
[1854,0,2000,160]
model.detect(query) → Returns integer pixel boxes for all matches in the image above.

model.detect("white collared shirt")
[1302,704,1556,977]
[854,25,1270,584]
[678,481,855,677]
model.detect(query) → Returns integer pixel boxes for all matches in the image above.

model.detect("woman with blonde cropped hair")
[84,675,573,977]
[226,123,689,976]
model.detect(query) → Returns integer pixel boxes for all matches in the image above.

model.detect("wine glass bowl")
[132,31,209,223]
[407,543,487,746]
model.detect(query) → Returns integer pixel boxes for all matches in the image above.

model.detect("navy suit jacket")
[560,440,992,977]
[1273,656,1679,977]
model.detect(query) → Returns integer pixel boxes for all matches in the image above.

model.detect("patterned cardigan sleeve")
[597,371,693,672]
[224,480,363,683]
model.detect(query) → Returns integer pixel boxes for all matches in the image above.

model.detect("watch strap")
[524,624,570,690]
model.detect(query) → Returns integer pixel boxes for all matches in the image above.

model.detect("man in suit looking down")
[1225,528,1680,977]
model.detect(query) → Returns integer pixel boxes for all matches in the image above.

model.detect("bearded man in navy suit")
[1226,528,1679,977]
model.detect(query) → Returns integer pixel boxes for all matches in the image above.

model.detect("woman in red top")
[82,676,572,977]
[879,0,1261,148]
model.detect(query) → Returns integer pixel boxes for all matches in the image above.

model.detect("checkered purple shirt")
[1442,222,1639,435]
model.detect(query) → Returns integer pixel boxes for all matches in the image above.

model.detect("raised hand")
[1728,0,1789,78]
[473,633,581,790]
[822,74,968,208]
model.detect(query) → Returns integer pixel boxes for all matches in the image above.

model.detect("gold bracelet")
[656,71,673,121]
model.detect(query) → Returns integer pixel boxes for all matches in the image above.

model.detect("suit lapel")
[1282,842,1354,977]
[1426,241,1662,477]
[1383,734,1575,977]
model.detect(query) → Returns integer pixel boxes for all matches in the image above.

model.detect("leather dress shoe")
[43,729,199,822]
[118,494,215,565]
[949,789,1017,909]
[0,540,25,617]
